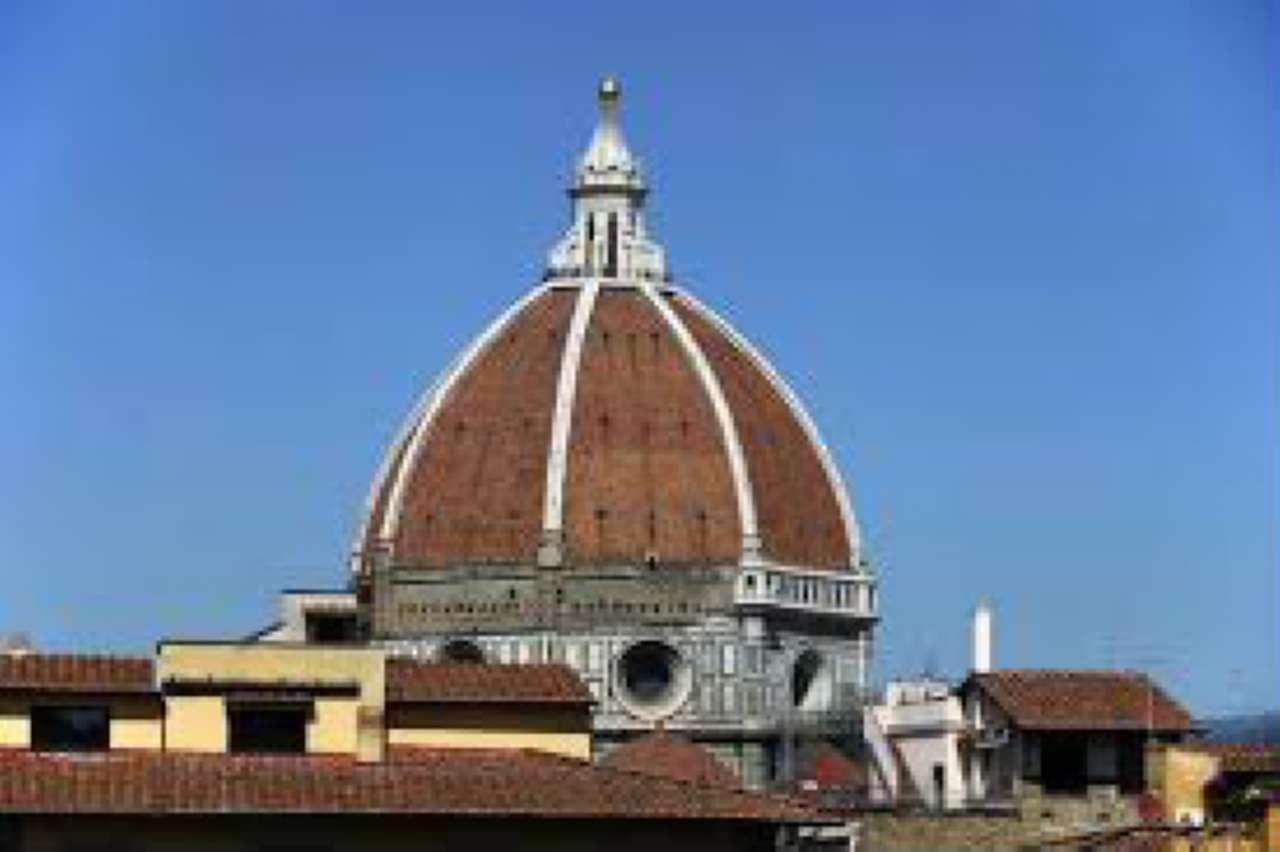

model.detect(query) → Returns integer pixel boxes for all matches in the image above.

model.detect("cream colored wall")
[0,696,162,750]
[157,644,385,700]
[164,694,361,755]
[164,696,226,753]
[111,717,163,749]
[109,697,164,750]
[110,711,163,747]
[0,699,29,748]
[309,697,359,754]
[388,726,590,760]
[387,705,590,761]
[157,643,386,758]
[1148,745,1220,825]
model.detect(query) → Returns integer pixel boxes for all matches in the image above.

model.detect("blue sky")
[1,2,1275,715]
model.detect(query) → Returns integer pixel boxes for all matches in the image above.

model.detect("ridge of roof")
[965,668,1192,732]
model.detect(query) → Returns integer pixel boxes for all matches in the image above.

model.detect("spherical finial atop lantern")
[598,75,621,113]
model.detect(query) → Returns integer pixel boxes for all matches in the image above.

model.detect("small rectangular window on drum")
[721,644,737,676]
[699,643,716,675]
[722,684,738,714]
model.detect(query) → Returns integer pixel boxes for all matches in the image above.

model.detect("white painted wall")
[870,680,967,811]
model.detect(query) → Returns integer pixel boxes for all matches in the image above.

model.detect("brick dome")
[352,283,859,574]
[350,79,860,576]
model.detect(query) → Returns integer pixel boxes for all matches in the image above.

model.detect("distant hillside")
[1203,712,1280,744]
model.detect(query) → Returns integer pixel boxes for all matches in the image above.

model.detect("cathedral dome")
[352,81,860,576]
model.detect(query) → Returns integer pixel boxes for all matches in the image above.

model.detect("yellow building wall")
[157,644,385,702]
[0,699,29,748]
[0,696,162,750]
[111,717,163,749]
[309,697,359,754]
[109,697,164,750]
[164,694,362,755]
[387,705,590,761]
[164,696,227,753]
[157,643,386,758]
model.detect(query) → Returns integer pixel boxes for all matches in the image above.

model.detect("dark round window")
[619,641,677,707]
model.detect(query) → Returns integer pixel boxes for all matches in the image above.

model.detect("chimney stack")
[972,599,993,673]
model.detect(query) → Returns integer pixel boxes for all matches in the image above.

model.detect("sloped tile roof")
[967,669,1192,732]
[603,731,740,789]
[0,654,154,695]
[385,660,592,705]
[0,747,820,822]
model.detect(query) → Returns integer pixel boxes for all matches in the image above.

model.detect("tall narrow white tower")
[972,598,993,673]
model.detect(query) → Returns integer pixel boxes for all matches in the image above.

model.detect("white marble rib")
[674,289,862,568]
[538,278,601,566]
[378,284,554,547]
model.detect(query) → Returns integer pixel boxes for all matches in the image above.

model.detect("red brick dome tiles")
[353,284,858,573]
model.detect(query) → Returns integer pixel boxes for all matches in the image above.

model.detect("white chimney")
[972,599,993,673]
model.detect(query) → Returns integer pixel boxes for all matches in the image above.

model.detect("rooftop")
[0,654,154,695]
[0,652,593,707]
[966,669,1193,732]
[603,730,740,789]
[0,746,818,822]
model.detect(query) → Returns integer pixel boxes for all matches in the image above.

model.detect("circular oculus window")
[614,640,691,721]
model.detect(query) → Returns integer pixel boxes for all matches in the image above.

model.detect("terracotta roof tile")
[385,660,592,704]
[391,289,575,568]
[0,654,154,695]
[671,295,852,569]
[603,731,740,789]
[0,747,820,822]
[564,290,741,566]
[967,670,1192,732]
[360,285,859,573]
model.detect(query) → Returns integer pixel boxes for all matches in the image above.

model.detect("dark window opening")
[440,639,485,664]
[1040,733,1088,794]
[792,650,824,709]
[620,641,677,707]
[1117,735,1146,794]
[585,215,595,273]
[228,707,307,754]
[305,612,357,644]
[31,705,109,752]
[605,212,619,277]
